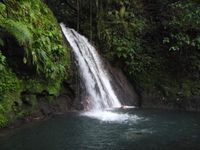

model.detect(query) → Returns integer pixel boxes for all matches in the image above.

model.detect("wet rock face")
[107,61,140,107]
[37,94,73,116]
[69,52,140,109]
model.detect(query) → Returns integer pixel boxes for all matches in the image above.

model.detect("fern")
[0,0,70,80]
[0,19,33,46]
[0,3,6,14]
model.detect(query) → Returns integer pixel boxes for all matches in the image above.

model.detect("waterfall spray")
[60,23,121,111]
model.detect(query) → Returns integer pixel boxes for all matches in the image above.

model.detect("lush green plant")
[0,19,33,46]
[0,0,71,128]
[162,1,200,52]
[0,69,21,96]
[0,51,6,70]
[0,3,6,14]
[0,69,22,127]
[0,114,8,128]
[0,0,70,80]
[113,37,136,58]
[95,0,150,75]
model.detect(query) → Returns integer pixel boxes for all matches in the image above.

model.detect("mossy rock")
[0,0,71,128]
[22,79,62,96]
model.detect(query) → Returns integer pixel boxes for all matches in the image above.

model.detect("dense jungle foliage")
[0,0,70,127]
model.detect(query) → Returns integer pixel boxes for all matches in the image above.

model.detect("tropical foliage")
[0,0,70,127]
[0,0,70,79]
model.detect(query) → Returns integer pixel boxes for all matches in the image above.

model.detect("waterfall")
[60,23,121,111]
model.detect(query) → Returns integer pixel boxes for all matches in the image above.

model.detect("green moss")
[22,79,62,96]
[0,69,22,127]
[0,114,8,128]
[0,69,22,97]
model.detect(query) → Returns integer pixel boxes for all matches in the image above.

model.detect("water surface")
[0,109,200,150]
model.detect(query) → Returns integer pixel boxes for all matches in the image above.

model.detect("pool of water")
[0,109,200,150]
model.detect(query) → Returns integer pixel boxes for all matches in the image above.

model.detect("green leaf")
[163,37,170,44]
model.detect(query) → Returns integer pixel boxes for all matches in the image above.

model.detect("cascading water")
[60,23,121,111]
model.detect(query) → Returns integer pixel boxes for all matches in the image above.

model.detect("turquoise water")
[0,109,200,150]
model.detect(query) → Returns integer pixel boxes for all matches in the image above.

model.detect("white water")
[82,111,141,123]
[60,24,138,122]
[61,23,121,110]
